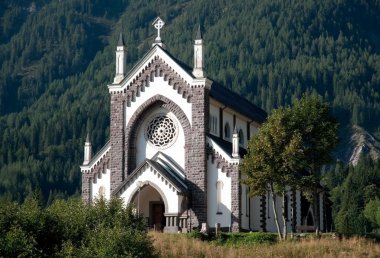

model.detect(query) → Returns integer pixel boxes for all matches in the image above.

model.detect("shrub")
[188,229,202,240]
[214,232,277,246]
[0,197,157,258]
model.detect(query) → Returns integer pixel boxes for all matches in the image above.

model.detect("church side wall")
[235,117,247,147]
[222,111,233,141]
[240,184,249,230]
[206,158,231,229]
[209,104,219,137]
[249,196,262,231]
[250,124,259,138]
[265,191,294,233]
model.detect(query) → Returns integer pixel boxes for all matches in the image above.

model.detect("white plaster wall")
[265,194,282,232]
[222,111,233,141]
[250,124,259,138]
[265,191,293,233]
[126,77,192,126]
[207,158,231,228]
[250,196,262,231]
[240,184,250,230]
[91,168,111,201]
[136,108,185,169]
[120,165,181,213]
[209,104,219,137]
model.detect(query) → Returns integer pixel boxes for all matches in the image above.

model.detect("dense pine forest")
[0,0,380,233]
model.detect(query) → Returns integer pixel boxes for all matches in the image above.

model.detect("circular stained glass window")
[145,114,178,149]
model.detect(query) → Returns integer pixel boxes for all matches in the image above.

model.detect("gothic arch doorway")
[131,184,166,230]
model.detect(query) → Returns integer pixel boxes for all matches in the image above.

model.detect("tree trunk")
[313,187,320,237]
[281,190,287,240]
[269,184,282,241]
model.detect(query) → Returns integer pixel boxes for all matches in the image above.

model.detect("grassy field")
[150,232,380,258]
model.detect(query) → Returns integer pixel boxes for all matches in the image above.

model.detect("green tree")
[289,93,339,234]
[242,93,338,238]
[364,198,380,231]
[241,108,304,240]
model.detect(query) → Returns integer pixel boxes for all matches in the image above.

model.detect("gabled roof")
[208,134,247,158]
[110,43,267,124]
[114,157,188,196]
[162,48,267,124]
[210,82,267,123]
[109,44,196,91]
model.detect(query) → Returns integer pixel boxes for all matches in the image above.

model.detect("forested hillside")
[0,0,380,204]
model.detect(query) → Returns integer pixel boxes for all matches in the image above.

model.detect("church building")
[80,17,326,233]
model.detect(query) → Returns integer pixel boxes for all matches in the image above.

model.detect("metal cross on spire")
[152,17,165,42]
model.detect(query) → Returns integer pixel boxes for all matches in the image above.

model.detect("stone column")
[82,173,92,204]
[260,195,267,231]
[230,163,241,232]
[110,93,125,194]
[187,85,209,230]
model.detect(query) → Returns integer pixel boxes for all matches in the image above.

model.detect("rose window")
[145,114,178,149]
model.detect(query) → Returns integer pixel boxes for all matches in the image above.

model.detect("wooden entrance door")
[152,203,165,231]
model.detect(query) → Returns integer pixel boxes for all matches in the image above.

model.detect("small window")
[209,115,218,134]
[239,129,244,145]
[224,123,231,139]
[216,181,223,214]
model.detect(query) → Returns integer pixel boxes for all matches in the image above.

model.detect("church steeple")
[193,24,205,78]
[83,133,92,165]
[113,32,127,84]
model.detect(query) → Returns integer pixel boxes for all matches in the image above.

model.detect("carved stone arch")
[125,95,191,175]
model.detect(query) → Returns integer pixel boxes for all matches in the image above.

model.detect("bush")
[188,229,202,240]
[0,197,157,258]
[219,232,277,246]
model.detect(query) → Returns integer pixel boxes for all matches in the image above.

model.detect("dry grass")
[150,231,380,258]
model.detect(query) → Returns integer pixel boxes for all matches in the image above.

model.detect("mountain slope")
[0,0,380,202]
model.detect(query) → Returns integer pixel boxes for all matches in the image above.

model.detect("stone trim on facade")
[186,87,209,231]
[260,195,267,231]
[110,56,192,102]
[124,94,192,176]
[109,56,194,194]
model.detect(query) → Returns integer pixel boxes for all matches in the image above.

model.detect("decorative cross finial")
[152,17,165,42]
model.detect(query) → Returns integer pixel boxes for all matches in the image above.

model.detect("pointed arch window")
[239,129,244,146]
[224,123,231,139]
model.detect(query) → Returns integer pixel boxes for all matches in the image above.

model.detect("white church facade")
[80,18,326,233]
